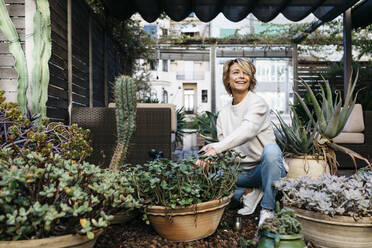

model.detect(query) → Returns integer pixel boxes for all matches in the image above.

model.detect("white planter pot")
[285,156,329,179]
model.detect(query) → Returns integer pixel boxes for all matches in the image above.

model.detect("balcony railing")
[176,71,205,80]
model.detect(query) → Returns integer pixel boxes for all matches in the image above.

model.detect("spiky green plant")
[175,107,186,145]
[0,0,28,115]
[273,107,319,157]
[109,75,137,169]
[194,111,219,143]
[31,0,52,121]
[295,72,370,169]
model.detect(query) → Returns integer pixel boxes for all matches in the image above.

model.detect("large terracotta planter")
[258,232,306,248]
[289,207,372,248]
[285,156,329,179]
[0,230,102,248]
[146,193,233,242]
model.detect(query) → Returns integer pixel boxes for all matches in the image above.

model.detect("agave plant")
[175,107,186,145]
[295,72,370,169]
[273,107,319,157]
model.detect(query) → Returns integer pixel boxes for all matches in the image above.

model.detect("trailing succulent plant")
[109,75,137,170]
[0,90,92,162]
[261,202,302,235]
[0,148,139,241]
[274,168,372,218]
[126,151,242,210]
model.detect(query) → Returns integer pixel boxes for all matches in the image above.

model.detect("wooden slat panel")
[0,68,17,78]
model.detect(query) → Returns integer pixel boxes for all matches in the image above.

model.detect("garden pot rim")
[288,206,372,226]
[0,229,103,246]
[285,155,324,160]
[146,193,233,216]
[263,231,304,240]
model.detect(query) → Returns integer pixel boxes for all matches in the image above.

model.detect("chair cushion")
[342,104,364,132]
[333,132,365,144]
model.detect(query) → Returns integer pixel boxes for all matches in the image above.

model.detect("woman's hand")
[194,146,217,169]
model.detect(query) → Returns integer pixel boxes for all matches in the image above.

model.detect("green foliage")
[31,0,52,121]
[273,108,319,157]
[261,202,302,235]
[175,107,186,145]
[126,151,241,208]
[0,90,92,162]
[0,0,28,115]
[193,111,219,143]
[110,76,137,169]
[0,148,139,240]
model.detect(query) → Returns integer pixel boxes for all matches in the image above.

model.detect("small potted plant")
[274,73,370,178]
[274,168,372,248]
[258,202,306,248]
[126,152,241,241]
[0,93,139,247]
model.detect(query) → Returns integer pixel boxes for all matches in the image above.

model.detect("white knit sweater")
[209,91,276,169]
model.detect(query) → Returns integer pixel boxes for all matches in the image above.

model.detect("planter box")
[290,207,372,248]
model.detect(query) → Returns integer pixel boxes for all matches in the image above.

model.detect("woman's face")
[228,63,250,94]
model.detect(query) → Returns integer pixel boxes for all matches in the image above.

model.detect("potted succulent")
[126,152,240,241]
[258,202,306,248]
[274,73,370,178]
[274,168,372,248]
[0,93,139,247]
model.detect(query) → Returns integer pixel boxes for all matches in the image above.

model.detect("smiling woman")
[196,58,287,228]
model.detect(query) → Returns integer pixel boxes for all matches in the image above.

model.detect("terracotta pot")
[289,207,372,248]
[258,232,306,248]
[146,193,233,242]
[285,156,329,179]
[110,210,137,225]
[0,229,103,248]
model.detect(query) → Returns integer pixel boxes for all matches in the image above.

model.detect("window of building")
[219,28,237,38]
[162,59,168,72]
[201,90,208,103]
[184,89,195,114]
[162,89,168,103]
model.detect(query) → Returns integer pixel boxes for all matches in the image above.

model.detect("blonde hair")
[222,58,257,95]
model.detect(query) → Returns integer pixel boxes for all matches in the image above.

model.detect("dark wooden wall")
[0,0,25,103]
[0,0,123,122]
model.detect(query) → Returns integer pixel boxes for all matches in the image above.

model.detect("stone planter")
[145,193,233,242]
[0,230,103,248]
[258,232,306,248]
[285,156,329,179]
[290,207,372,248]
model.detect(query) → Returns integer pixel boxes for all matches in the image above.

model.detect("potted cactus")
[274,73,370,178]
[0,92,139,247]
[126,152,241,242]
[258,202,306,248]
[274,168,372,248]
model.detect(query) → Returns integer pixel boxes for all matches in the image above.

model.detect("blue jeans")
[233,144,287,211]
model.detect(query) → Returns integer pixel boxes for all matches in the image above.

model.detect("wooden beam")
[67,0,72,124]
[343,8,352,100]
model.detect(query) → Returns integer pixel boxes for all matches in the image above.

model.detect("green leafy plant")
[193,111,219,143]
[110,76,137,169]
[291,73,370,170]
[175,107,186,145]
[0,90,92,162]
[261,202,302,235]
[273,107,319,157]
[0,148,139,241]
[126,151,241,209]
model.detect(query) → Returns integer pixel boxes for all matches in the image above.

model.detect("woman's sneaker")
[258,209,274,227]
[237,188,263,215]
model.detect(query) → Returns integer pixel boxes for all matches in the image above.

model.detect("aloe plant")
[31,0,52,120]
[194,111,219,143]
[273,108,319,157]
[295,72,370,168]
[0,0,28,115]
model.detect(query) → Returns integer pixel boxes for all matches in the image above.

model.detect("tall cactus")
[32,0,52,121]
[109,75,137,169]
[0,0,28,115]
